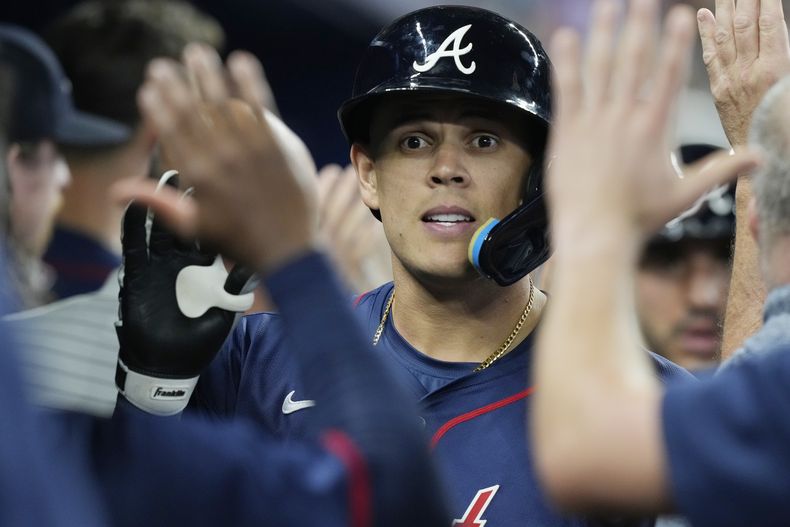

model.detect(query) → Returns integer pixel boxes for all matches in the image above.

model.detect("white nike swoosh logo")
[282,390,316,414]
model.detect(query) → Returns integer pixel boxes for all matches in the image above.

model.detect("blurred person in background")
[636,144,735,372]
[3,1,225,416]
[532,0,790,524]
[42,0,224,300]
[0,53,448,527]
[0,24,130,308]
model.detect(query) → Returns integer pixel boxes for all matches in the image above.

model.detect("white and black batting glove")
[115,171,256,416]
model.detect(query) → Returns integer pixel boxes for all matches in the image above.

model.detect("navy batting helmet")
[653,144,735,245]
[338,5,553,286]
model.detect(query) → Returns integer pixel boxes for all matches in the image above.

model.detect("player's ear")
[350,144,379,212]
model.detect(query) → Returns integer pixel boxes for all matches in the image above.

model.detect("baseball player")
[531,0,787,525]
[636,145,735,372]
[112,7,696,526]
[0,42,448,525]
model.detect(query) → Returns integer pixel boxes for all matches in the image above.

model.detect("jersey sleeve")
[661,344,790,527]
[647,350,696,385]
[93,403,351,527]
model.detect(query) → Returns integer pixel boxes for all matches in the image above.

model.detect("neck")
[389,260,546,363]
[58,141,150,253]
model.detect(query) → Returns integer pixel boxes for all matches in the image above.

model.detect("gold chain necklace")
[371,276,535,372]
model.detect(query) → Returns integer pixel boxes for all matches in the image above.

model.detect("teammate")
[0,24,130,307]
[636,144,735,371]
[531,0,788,525]
[0,43,448,525]
[41,0,225,299]
[118,6,691,525]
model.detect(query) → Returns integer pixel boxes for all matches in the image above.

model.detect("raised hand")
[698,0,790,147]
[547,0,760,248]
[116,171,255,416]
[114,43,318,274]
[317,164,391,292]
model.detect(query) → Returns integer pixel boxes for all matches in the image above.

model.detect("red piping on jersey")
[322,430,372,527]
[430,387,535,449]
[352,292,370,307]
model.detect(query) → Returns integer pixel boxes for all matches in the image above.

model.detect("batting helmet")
[338,5,553,286]
[654,144,735,245]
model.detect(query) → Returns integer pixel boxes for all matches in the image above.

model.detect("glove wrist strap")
[116,358,198,416]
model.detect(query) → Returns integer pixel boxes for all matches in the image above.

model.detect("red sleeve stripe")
[430,387,535,449]
[322,430,372,527]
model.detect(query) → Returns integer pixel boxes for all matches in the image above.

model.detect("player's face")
[635,239,731,370]
[352,95,533,283]
[7,140,70,256]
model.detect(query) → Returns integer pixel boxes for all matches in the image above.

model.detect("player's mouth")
[421,206,477,237]
[678,320,720,359]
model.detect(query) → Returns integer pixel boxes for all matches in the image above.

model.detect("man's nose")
[427,144,470,188]
[687,255,729,309]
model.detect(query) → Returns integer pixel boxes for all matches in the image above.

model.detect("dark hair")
[45,0,224,133]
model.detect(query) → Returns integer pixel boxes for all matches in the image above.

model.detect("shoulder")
[352,282,394,311]
[661,343,790,525]
[646,350,696,384]
[351,283,394,329]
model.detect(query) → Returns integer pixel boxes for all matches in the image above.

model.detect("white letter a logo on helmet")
[413,24,476,75]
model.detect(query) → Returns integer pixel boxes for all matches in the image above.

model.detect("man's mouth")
[422,212,476,227]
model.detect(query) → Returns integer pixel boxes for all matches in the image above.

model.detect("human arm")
[696,0,790,359]
[721,177,764,360]
[113,44,447,526]
[531,0,760,513]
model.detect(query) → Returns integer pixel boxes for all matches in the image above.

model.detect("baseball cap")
[0,23,131,147]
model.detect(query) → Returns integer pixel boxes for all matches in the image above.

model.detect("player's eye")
[471,134,499,150]
[400,135,430,150]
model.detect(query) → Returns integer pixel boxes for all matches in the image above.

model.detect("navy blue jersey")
[663,344,790,527]
[1,253,445,527]
[193,282,693,526]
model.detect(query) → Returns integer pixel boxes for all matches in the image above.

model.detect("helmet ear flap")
[469,155,550,287]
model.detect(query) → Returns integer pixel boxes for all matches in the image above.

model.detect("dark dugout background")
[0,0,381,168]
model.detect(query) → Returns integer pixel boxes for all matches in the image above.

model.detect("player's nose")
[427,143,470,188]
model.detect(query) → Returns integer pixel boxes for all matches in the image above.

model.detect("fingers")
[183,43,228,104]
[698,9,722,75]
[138,60,202,167]
[648,5,696,130]
[584,0,621,105]
[612,0,659,101]
[675,149,761,213]
[733,0,760,64]
[320,165,362,238]
[317,164,343,225]
[228,51,270,114]
[120,202,149,274]
[758,0,790,54]
[714,0,737,65]
[224,264,258,295]
[551,28,583,126]
[148,171,181,256]
[112,178,199,240]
